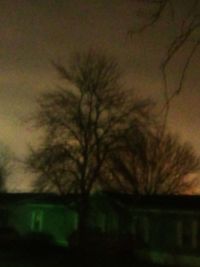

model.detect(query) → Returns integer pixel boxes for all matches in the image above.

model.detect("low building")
[0,193,78,246]
[125,195,200,267]
[0,192,200,266]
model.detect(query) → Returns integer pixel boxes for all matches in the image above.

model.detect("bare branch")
[105,130,200,195]
[128,0,169,35]
[27,50,152,197]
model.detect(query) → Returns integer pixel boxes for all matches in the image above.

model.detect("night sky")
[0,0,199,191]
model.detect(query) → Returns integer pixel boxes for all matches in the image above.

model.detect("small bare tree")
[26,50,152,244]
[103,128,200,195]
[0,142,13,192]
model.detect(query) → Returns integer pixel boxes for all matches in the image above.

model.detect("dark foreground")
[0,246,180,267]
[0,244,165,267]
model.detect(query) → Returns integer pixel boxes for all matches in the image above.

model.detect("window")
[192,220,198,249]
[105,212,118,233]
[131,216,137,235]
[31,210,43,231]
[135,216,149,247]
[118,211,132,235]
[143,216,149,244]
[176,220,183,247]
[181,218,197,249]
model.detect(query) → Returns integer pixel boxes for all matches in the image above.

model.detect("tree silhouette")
[26,50,152,244]
[0,142,12,192]
[103,128,200,194]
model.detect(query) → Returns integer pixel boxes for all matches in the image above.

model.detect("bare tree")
[103,128,200,195]
[129,0,200,128]
[0,142,13,192]
[26,50,152,244]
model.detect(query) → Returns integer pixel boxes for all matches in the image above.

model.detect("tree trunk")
[78,194,90,252]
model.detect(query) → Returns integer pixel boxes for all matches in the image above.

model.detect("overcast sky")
[0,0,199,191]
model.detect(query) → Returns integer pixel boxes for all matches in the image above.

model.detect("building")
[0,193,78,246]
[0,192,200,266]
[125,195,200,267]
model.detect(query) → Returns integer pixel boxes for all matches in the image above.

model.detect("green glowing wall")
[8,203,78,246]
[2,194,136,247]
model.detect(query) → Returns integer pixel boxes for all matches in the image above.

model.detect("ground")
[0,245,176,267]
